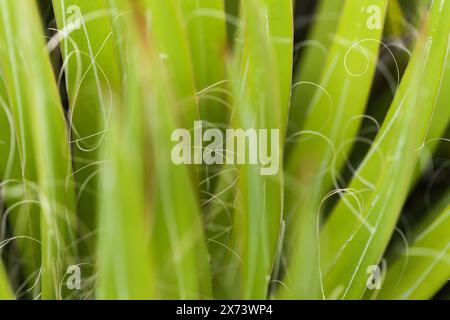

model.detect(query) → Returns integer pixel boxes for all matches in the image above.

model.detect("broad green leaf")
[147,66,213,299]
[178,0,228,125]
[216,0,293,299]
[0,72,14,181]
[99,0,212,299]
[0,263,13,299]
[395,0,448,185]
[0,14,40,289]
[177,0,229,210]
[377,192,450,300]
[281,0,388,299]
[143,0,199,130]
[413,46,450,183]
[288,0,344,136]
[319,0,450,300]
[51,0,121,239]
[266,0,294,132]
[0,0,77,299]
[96,83,156,299]
[96,0,156,300]
[109,0,212,299]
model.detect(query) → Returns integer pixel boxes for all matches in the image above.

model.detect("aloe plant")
[0,0,448,301]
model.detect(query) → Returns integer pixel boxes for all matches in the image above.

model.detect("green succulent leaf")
[377,191,450,300]
[319,0,450,300]
[0,263,13,299]
[51,0,122,238]
[281,0,388,299]
[216,0,293,299]
[289,0,344,135]
[178,0,228,125]
[96,0,156,299]
[0,0,77,299]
